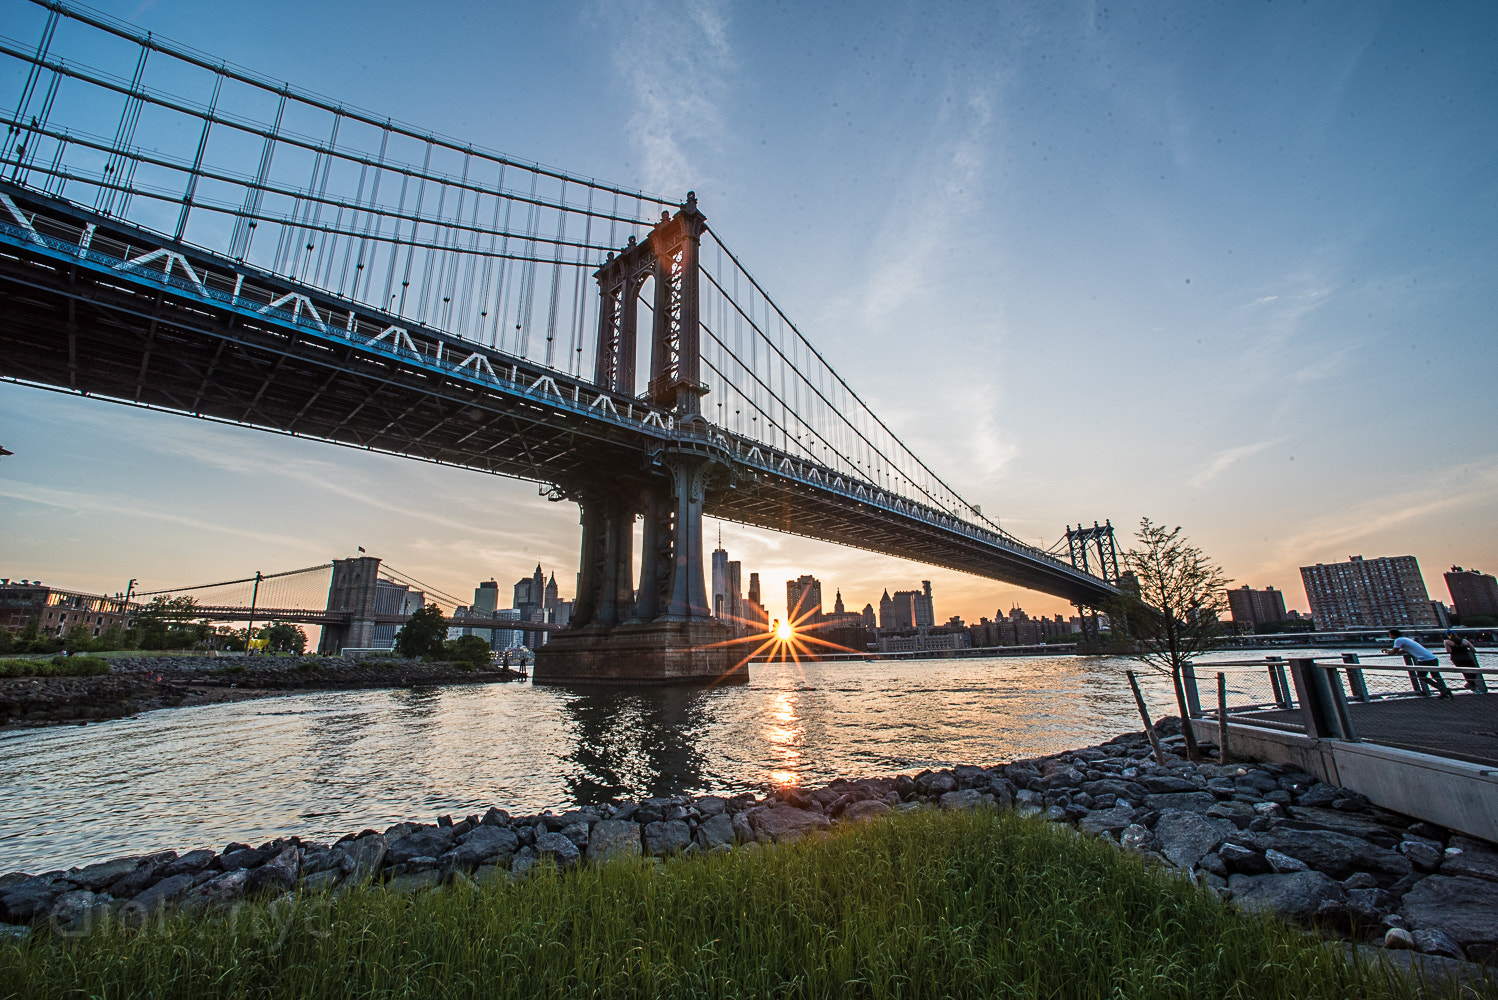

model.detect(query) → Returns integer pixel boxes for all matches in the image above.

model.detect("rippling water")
[2,654,1203,872]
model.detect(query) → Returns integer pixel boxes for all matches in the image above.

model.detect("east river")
[0,652,1278,872]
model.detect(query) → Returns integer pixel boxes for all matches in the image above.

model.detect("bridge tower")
[318,556,383,655]
[534,194,745,685]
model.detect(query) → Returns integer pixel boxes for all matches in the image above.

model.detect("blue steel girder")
[0,183,1117,605]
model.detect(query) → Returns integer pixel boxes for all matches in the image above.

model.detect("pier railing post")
[1341,652,1370,702]
[1288,658,1360,742]
[1266,656,1292,709]
[1182,661,1202,718]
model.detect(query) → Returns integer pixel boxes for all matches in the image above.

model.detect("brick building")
[1299,555,1438,630]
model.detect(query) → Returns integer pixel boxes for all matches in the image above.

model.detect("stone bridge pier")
[532,449,746,685]
[534,194,746,685]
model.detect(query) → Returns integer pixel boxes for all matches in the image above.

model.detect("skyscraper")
[1300,555,1438,629]
[1446,567,1498,620]
[786,574,823,623]
[711,546,744,622]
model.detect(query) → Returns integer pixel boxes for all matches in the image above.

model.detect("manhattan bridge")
[0,1,1118,682]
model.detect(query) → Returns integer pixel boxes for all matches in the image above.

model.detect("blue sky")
[2,0,1496,624]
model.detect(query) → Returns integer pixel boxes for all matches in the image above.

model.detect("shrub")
[0,655,110,678]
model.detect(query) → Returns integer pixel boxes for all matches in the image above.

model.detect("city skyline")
[3,1,1496,626]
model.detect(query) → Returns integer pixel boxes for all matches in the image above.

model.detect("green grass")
[0,809,1454,999]
[0,655,109,678]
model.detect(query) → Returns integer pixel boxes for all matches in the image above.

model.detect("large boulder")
[245,847,299,897]
[915,771,958,797]
[642,821,691,856]
[938,789,982,811]
[534,832,582,867]
[121,873,197,917]
[1441,838,1498,883]
[1081,779,1147,801]
[842,800,891,823]
[180,870,249,914]
[386,827,456,865]
[695,814,735,849]
[748,806,831,844]
[1079,805,1138,835]
[1138,775,1199,794]
[336,834,387,883]
[160,850,217,879]
[587,821,643,863]
[69,856,146,892]
[1152,810,1236,870]
[446,826,519,869]
[48,890,110,934]
[1400,875,1498,960]
[1282,807,1402,848]
[1229,871,1347,922]
[1251,828,1411,882]
[0,878,67,923]
[1142,792,1214,813]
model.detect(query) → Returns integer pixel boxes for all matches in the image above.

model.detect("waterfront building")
[1300,555,1438,630]
[879,582,935,630]
[861,603,876,628]
[967,609,1073,648]
[820,589,866,631]
[1226,585,1289,629]
[371,578,425,649]
[1445,567,1498,620]
[787,574,823,623]
[0,579,131,637]
[877,628,970,653]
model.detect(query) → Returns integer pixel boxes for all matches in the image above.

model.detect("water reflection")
[556,685,716,803]
[1,653,1210,872]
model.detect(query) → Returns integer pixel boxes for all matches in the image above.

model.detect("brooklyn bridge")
[0,0,1118,682]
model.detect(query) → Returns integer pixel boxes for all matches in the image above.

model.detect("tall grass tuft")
[1,808,1456,999]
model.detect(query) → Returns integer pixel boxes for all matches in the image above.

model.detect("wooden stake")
[1126,670,1167,764]
[1217,671,1231,764]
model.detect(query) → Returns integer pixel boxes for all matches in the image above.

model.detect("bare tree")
[1107,518,1230,761]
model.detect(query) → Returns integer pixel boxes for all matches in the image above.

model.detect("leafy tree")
[1105,518,1230,762]
[129,596,211,650]
[0,627,13,655]
[259,622,308,654]
[393,604,448,659]
[1457,614,1497,628]
[62,623,95,652]
[442,634,493,669]
[93,624,129,651]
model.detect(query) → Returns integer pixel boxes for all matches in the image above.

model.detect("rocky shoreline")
[3,719,1496,972]
[0,655,526,727]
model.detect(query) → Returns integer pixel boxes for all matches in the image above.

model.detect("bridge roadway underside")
[0,186,1113,608]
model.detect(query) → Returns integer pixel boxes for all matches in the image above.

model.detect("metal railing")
[1182,654,1497,743]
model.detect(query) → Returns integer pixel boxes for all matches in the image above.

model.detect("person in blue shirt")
[1383,629,1453,698]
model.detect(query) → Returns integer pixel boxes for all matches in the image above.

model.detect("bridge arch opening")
[633,272,656,399]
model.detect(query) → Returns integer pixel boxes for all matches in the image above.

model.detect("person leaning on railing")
[1444,629,1483,691]
[1383,629,1453,699]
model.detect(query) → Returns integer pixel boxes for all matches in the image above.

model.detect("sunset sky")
[2,0,1496,624]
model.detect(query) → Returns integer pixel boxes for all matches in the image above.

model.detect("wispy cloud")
[1264,458,1498,573]
[604,0,733,196]
[0,481,307,549]
[1189,438,1282,489]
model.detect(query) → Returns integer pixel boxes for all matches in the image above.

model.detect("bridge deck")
[1240,692,1498,768]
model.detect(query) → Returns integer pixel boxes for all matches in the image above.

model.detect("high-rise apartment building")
[1300,555,1438,629]
[1226,585,1289,627]
[1445,567,1498,620]
[786,575,823,623]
